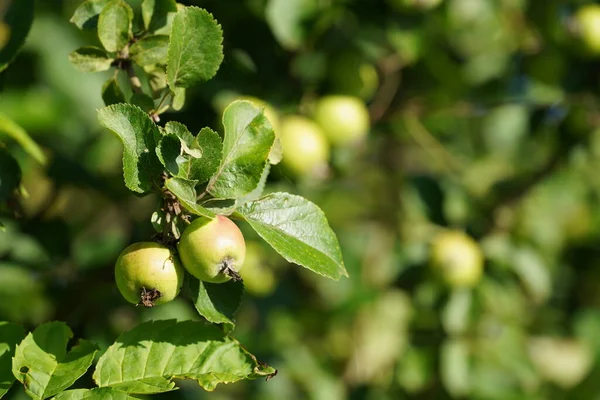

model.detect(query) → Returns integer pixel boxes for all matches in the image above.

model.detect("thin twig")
[403,113,463,173]
[369,55,402,123]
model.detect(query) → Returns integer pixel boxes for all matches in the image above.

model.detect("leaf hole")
[19,366,29,374]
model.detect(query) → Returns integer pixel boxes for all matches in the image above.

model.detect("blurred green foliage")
[4,0,600,398]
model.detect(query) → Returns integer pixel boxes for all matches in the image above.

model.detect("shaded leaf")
[164,177,215,218]
[237,192,347,280]
[12,322,99,400]
[130,35,169,66]
[0,113,46,165]
[54,388,134,400]
[129,93,155,113]
[97,104,163,193]
[68,46,114,72]
[0,148,21,203]
[0,0,34,72]
[93,319,276,393]
[101,77,126,106]
[156,134,181,176]
[141,0,177,33]
[70,0,111,29]
[166,6,223,89]
[189,278,243,332]
[208,101,275,199]
[0,322,26,398]
[98,0,132,53]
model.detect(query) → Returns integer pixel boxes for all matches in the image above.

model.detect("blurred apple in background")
[313,96,370,147]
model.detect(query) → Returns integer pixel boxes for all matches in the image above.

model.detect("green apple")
[313,95,370,146]
[528,337,593,388]
[177,215,246,283]
[239,242,277,296]
[575,4,600,55]
[329,52,379,100]
[115,242,184,307]
[279,115,330,177]
[430,231,483,287]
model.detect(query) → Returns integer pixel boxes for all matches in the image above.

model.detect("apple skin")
[313,96,370,146]
[279,115,330,177]
[575,5,600,55]
[430,231,483,288]
[239,241,276,296]
[177,215,246,283]
[115,242,184,306]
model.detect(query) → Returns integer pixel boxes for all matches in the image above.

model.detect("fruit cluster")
[115,215,246,307]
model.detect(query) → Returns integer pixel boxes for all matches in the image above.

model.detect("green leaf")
[0,148,21,203]
[97,104,163,193]
[101,77,126,106]
[12,322,99,400]
[0,0,34,72]
[93,319,276,393]
[237,163,270,206]
[186,128,222,183]
[237,193,346,280]
[440,338,470,398]
[129,35,169,66]
[68,46,114,72]
[441,288,472,335]
[164,177,215,218]
[98,0,133,53]
[141,0,177,33]
[163,123,222,183]
[70,0,111,29]
[0,113,46,165]
[268,137,283,165]
[166,6,224,89]
[265,0,317,51]
[208,101,275,199]
[171,87,186,110]
[54,388,134,400]
[189,278,243,332]
[0,322,26,398]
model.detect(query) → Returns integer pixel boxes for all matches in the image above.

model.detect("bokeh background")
[4,0,600,398]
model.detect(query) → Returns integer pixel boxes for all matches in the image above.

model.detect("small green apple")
[329,52,379,100]
[528,337,593,388]
[239,241,277,296]
[430,231,483,288]
[279,115,330,177]
[115,242,184,307]
[313,95,370,146]
[177,215,246,283]
[575,4,600,55]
